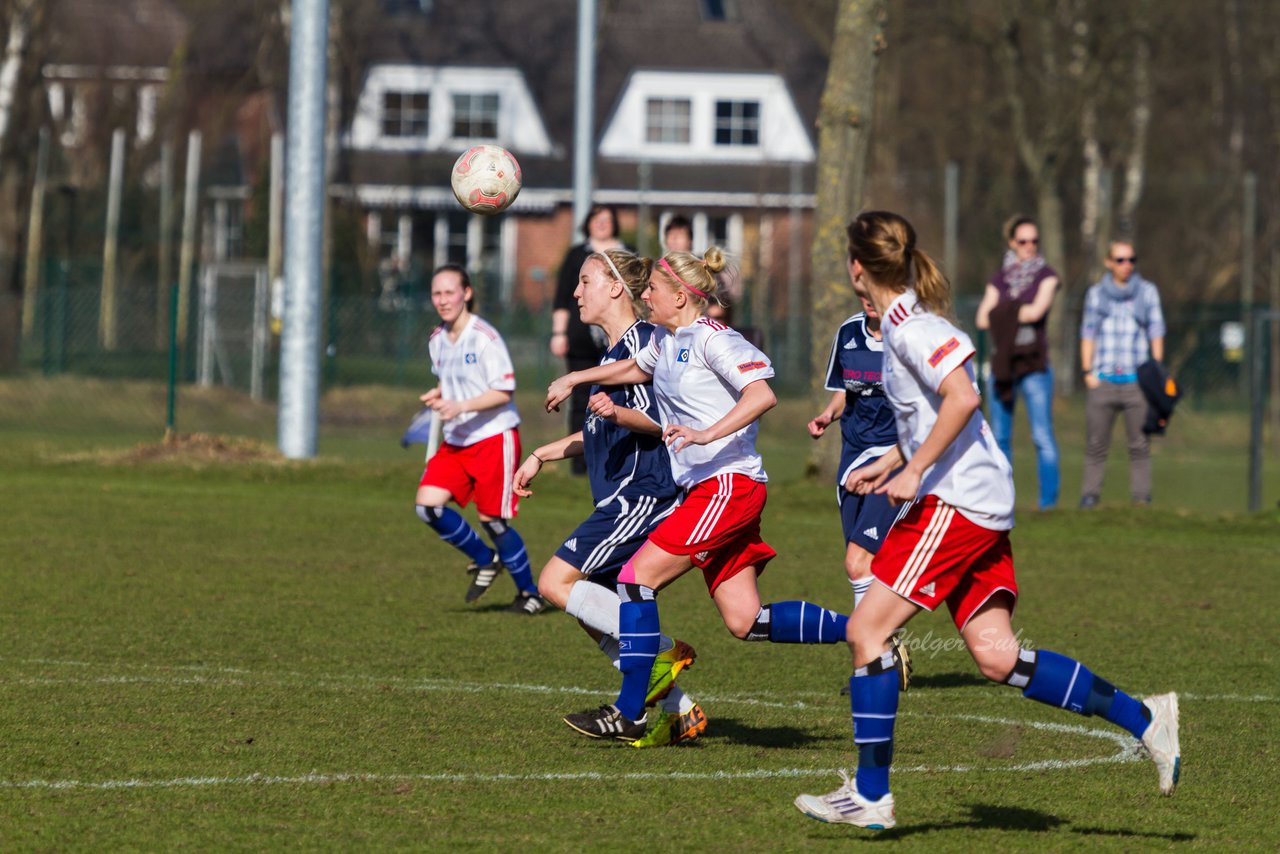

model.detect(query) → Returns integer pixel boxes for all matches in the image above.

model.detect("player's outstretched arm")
[877,367,978,504]
[587,392,662,436]
[545,359,649,412]
[808,390,845,439]
[514,432,585,497]
[664,378,777,453]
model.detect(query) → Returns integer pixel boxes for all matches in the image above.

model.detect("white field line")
[0,658,1159,792]
[6,657,1273,707]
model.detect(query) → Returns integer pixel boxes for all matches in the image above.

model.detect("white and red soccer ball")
[450,145,522,215]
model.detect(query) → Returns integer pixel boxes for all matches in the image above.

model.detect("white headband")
[597,252,626,286]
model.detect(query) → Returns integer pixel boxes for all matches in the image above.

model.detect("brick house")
[335,0,826,325]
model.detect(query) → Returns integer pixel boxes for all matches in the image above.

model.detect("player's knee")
[845,550,873,581]
[537,573,568,606]
[415,504,443,526]
[972,645,1018,683]
[479,518,508,538]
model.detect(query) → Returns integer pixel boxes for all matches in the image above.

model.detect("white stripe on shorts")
[891,502,954,597]
[687,474,732,545]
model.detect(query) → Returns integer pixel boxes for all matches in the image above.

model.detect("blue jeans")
[987,367,1060,509]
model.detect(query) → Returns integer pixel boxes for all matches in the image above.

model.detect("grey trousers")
[1082,381,1151,501]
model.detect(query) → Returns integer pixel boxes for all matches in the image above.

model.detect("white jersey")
[634,317,774,489]
[428,314,520,447]
[881,290,1015,530]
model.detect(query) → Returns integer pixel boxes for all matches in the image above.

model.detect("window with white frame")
[714,99,760,146]
[451,92,500,139]
[645,98,691,144]
[382,91,429,137]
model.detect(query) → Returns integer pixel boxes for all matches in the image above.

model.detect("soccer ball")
[450,145,522,215]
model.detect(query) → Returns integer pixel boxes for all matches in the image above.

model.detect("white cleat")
[1141,692,1181,796]
[794,771,896,829]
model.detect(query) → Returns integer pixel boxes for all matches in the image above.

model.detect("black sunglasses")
[1015,238,1039,246]
[1111,256,1137,264]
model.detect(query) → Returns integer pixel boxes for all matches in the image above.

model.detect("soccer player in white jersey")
[792,212,1181,831]
[545,247,852,742]
[415,264,544,614]
[514,249,705,747]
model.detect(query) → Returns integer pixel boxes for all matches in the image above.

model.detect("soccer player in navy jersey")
[515,249,705,747]
[415,265,543,613]
[809,293,910,610]
[545,248,854,743]
[792,212,1180,831]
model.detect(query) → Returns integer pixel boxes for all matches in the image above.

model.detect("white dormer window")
[382,91,429,138]
[600,71,813,163]
[645,98,691,144]
[348,65,552,155]
[713,99,760,147]
[451,92,499,139]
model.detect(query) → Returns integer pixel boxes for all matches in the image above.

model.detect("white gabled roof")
[599,70,815,164]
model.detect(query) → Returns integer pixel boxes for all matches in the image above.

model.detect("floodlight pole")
[572,0,597,230]
[278,0,330,459]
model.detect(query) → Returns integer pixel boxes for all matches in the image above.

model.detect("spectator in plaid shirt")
[1078,241,1166,507]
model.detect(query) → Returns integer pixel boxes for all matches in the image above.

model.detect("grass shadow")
[707,717,840,749]
[843,804,1196,842]
[903,671,990,690]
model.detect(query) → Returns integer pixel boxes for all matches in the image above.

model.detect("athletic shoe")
[464,559,503,603]
[563,704,646,741]
[632,703,707,748]
[506,591,547,615]
[1141,692,1181,795]
[889,632,913,692]
[645,639,697,707]
[794,771,896,829]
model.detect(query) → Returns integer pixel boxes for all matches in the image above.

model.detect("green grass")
[0,378,1278,849]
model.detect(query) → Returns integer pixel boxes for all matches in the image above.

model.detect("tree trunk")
[0,0,37,161]
[807,0,887,478]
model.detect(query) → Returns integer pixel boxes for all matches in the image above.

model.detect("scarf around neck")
[1001,250,1046,299]
[1100,270,1149,302]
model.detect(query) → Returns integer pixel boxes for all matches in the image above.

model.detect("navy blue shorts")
[839,486,904,555]
[554,493,680,581]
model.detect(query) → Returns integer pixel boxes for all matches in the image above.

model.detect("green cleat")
[645,639,696,707]
[631,703,707,748]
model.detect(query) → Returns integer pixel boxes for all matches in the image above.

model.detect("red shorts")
[646,473,776,595]
[418,429,520,519]
[871,495,1017,631]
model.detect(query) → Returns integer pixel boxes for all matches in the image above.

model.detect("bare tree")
[808,0,888,477]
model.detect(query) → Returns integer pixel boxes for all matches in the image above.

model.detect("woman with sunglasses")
[974,216,1060,510]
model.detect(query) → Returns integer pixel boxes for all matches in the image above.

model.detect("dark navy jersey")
[823,313,899,480]
[583,321,679,506]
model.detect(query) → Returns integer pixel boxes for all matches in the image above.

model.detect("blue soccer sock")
[850,649,899,800]
[753,601,848,643]
[1011,648,1153,740]
[615,584,660,722]
[416,505,494,565]
[481,519,537,595]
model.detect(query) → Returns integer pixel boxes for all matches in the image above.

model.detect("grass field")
[1,378,1278,850]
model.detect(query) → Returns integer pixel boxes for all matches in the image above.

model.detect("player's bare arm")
[513,432,585,497]
[808,390,845,439]
[845,446,904,494]
[877,367,979,504]
[664,378,777,453]
[429,388,513,422]
[587,391,662,436]
[545,358,651,412]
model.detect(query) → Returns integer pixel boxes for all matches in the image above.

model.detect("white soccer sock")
[566,579,621,637]
[661,685,696,715]
[850,576,873,609]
